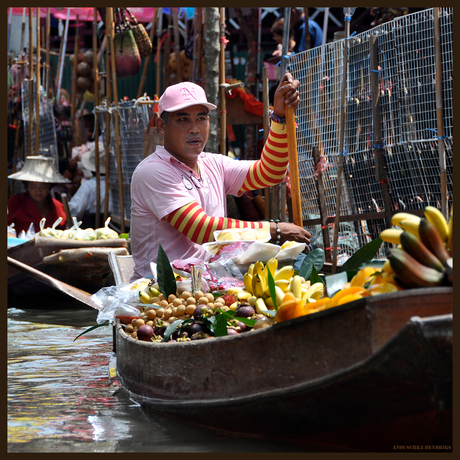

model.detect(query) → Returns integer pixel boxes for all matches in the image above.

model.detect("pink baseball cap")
[158,81,217,116]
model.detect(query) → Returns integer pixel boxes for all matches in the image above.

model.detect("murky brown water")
[8,303,319,453]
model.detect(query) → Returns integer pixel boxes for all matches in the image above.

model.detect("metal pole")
[219,7,227,155]
[28,8,33,158]
[433,7,448,217]
[35,8,41,155]
[332,8,354,273]
[93,8,101,228]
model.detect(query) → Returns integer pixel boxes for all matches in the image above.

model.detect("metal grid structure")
[289,7,453,261]
[96,100,151,224]
[21,80,59,161]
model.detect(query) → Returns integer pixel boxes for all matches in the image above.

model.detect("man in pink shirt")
[130,71,311,279]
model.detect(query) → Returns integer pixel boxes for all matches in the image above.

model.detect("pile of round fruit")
[122,289,270,343]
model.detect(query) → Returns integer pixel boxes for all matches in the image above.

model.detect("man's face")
[157,104,210,164]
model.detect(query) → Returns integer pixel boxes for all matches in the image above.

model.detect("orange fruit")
[328,286,367,308]
[367,282,401,296]
[350,267,378,287]
[337,293,363,305]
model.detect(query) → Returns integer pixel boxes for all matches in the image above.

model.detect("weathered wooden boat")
[8,236,129,306]
[109,252,452,451]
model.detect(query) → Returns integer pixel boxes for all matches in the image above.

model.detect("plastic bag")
[92,279,151,324]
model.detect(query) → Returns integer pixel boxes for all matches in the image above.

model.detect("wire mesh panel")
[21,80,59,162]
[289,7,453,262]
[97,100,151,224]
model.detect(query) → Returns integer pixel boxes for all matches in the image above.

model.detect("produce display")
[115,205,453,344]
[38,217,119,240]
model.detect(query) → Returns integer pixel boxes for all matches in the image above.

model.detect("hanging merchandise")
[113,8,141,78]
[123,8,153,58]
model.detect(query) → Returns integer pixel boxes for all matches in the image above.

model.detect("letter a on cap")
[180,86,197,101]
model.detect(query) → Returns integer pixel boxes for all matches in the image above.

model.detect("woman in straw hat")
[8,156,70,234]
[68,142,110,229]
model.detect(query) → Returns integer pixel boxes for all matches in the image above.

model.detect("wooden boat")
[8,236,129,306]
[108,253,452,450]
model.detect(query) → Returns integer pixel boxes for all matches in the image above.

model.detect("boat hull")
[113,287,452,447]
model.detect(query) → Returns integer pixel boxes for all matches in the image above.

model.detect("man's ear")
[156,116,165,134]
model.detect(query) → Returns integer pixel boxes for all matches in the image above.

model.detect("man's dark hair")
[160,111,169,124]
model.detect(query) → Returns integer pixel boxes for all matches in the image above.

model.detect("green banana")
[418,218,450,266]
[399,231,445,272]
[424,206,449,243]
[389,248,444,288]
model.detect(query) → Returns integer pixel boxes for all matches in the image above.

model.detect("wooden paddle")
[285,92,303,227]
[7,256,103,311]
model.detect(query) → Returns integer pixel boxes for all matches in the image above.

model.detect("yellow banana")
[274,265,294,281]
[398,219,420,239]
[247,296,257,306]
[380,228,403,245]
[263,258,279,284]
[265,296,275,309]
[447,213,453,257]
[226,287,244,296]
[148,286,161,298]
[382,259,394,274]
[243,273,253,294]
[237,290,252,301]
[424,206,449,243]
[139,290,152,304]
[252,273,266,298]
[391,212,421,227]
[248,263,255,277]
[290,275,302,300]
[255,297,269,314]
[275,279,291,292]
[253,261,265,277]
[301,282,324,303]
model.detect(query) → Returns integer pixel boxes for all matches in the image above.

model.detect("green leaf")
[309,265,324,286]
[73,321,110,342]
[338,238,383,273]
[324,272,348,298]
[297,248,326,280]
[267,267,277,310]
[157,243,177,298]
[163,319,183,342]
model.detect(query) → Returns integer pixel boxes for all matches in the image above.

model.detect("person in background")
[68,142,110,229]
[270,18,296,59]
[291,7,323,51]
[7,156,70,234]
[130,71,311,280]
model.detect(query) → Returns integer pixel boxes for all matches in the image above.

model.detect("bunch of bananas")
[227,258,325,315]
[138,283,162,304]
[380,206,453,288]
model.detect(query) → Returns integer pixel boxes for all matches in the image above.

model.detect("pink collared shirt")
[130,146,253,279]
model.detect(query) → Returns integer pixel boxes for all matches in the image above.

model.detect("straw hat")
[8,156,71,184]
[80,142,106,174]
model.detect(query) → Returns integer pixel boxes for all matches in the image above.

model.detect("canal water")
[8,299,342,453]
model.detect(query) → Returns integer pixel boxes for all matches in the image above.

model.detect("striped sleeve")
[165,201,270,245]
[240,121,289,192]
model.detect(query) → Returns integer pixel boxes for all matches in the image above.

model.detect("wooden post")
[107,7,125,233]
[172,8,182,82]
[28,8,33,158]
[137,8,158,98]
[285,87,303,227]
[104,9,112,222]
[35,8,41,155]
[331,18,350,273]
[370,35,392,229]
[219,7,227,155]
[433,8,448,217]
[155,8,163,96]
[263,66,270,220]
[45,8,50,97]
[93,8,101,228]
[313,146,332,263]
[70,15,80,150]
